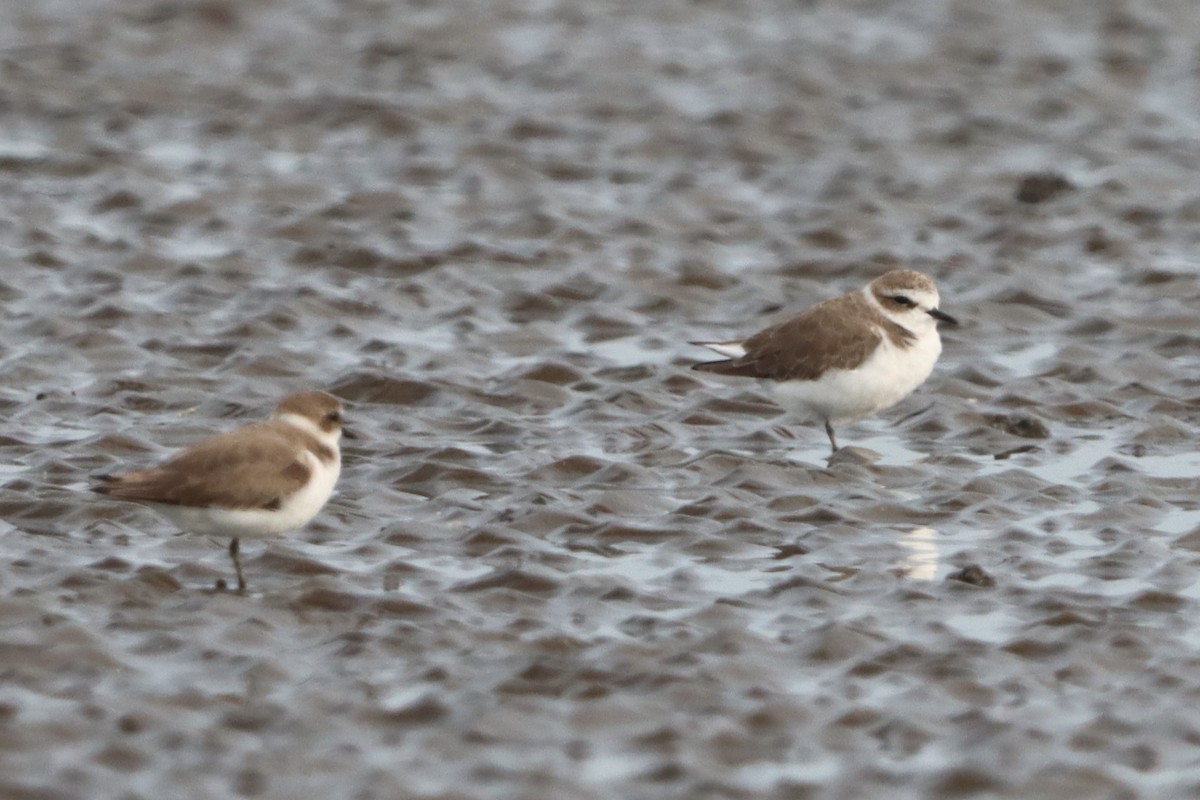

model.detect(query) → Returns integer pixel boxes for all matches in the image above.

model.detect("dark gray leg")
[229,537,246,593]
[824,420,839,453]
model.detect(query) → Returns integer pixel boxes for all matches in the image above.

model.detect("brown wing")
[95,422,312,510]
[693,293,885,382]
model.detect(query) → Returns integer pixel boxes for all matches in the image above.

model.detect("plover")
[93,391,347,592]
[691,269,957,453]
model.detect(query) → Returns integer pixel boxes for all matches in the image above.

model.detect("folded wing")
[93,423,312,511]
[692,294,885,382]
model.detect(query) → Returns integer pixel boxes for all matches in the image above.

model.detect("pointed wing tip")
[90,473,118,494]
[89,471,164,502]
[689,340,748,359]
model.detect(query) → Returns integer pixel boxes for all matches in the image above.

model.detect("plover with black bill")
[92,391,347,592]
[691,269,957,453]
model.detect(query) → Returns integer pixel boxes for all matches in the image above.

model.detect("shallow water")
[4,0,1200,798]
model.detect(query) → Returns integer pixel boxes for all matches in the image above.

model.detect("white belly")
[148,452,341,540]
[772,331,942,425]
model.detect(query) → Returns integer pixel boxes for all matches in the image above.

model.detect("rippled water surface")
[4,1,1200,798]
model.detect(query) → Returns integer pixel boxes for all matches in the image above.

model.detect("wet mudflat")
[3,0,1200,797]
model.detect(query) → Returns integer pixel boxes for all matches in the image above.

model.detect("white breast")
[265,448,341,534]
[773,326,943,425]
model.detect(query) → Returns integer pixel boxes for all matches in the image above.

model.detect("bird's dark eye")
[326,411,342,423]
[892,295,915,307]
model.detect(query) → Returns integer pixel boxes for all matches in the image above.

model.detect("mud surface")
[4,1,1200,798]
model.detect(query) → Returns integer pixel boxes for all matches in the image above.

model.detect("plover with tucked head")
[93,391,347,592]
[691,269,957,453]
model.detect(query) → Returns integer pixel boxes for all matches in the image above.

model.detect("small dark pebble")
[1015,171,1074,203]
[994,444,1039,460]
[773,543,810,560]
[947,565,995,587]
[984,414,1050,439]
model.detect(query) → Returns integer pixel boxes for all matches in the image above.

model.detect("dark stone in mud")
[773,542,810,560]
[947,565,995,587]
[1015,171,1074,203]
[993,444,1039,460]
[984,414,1050,439]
